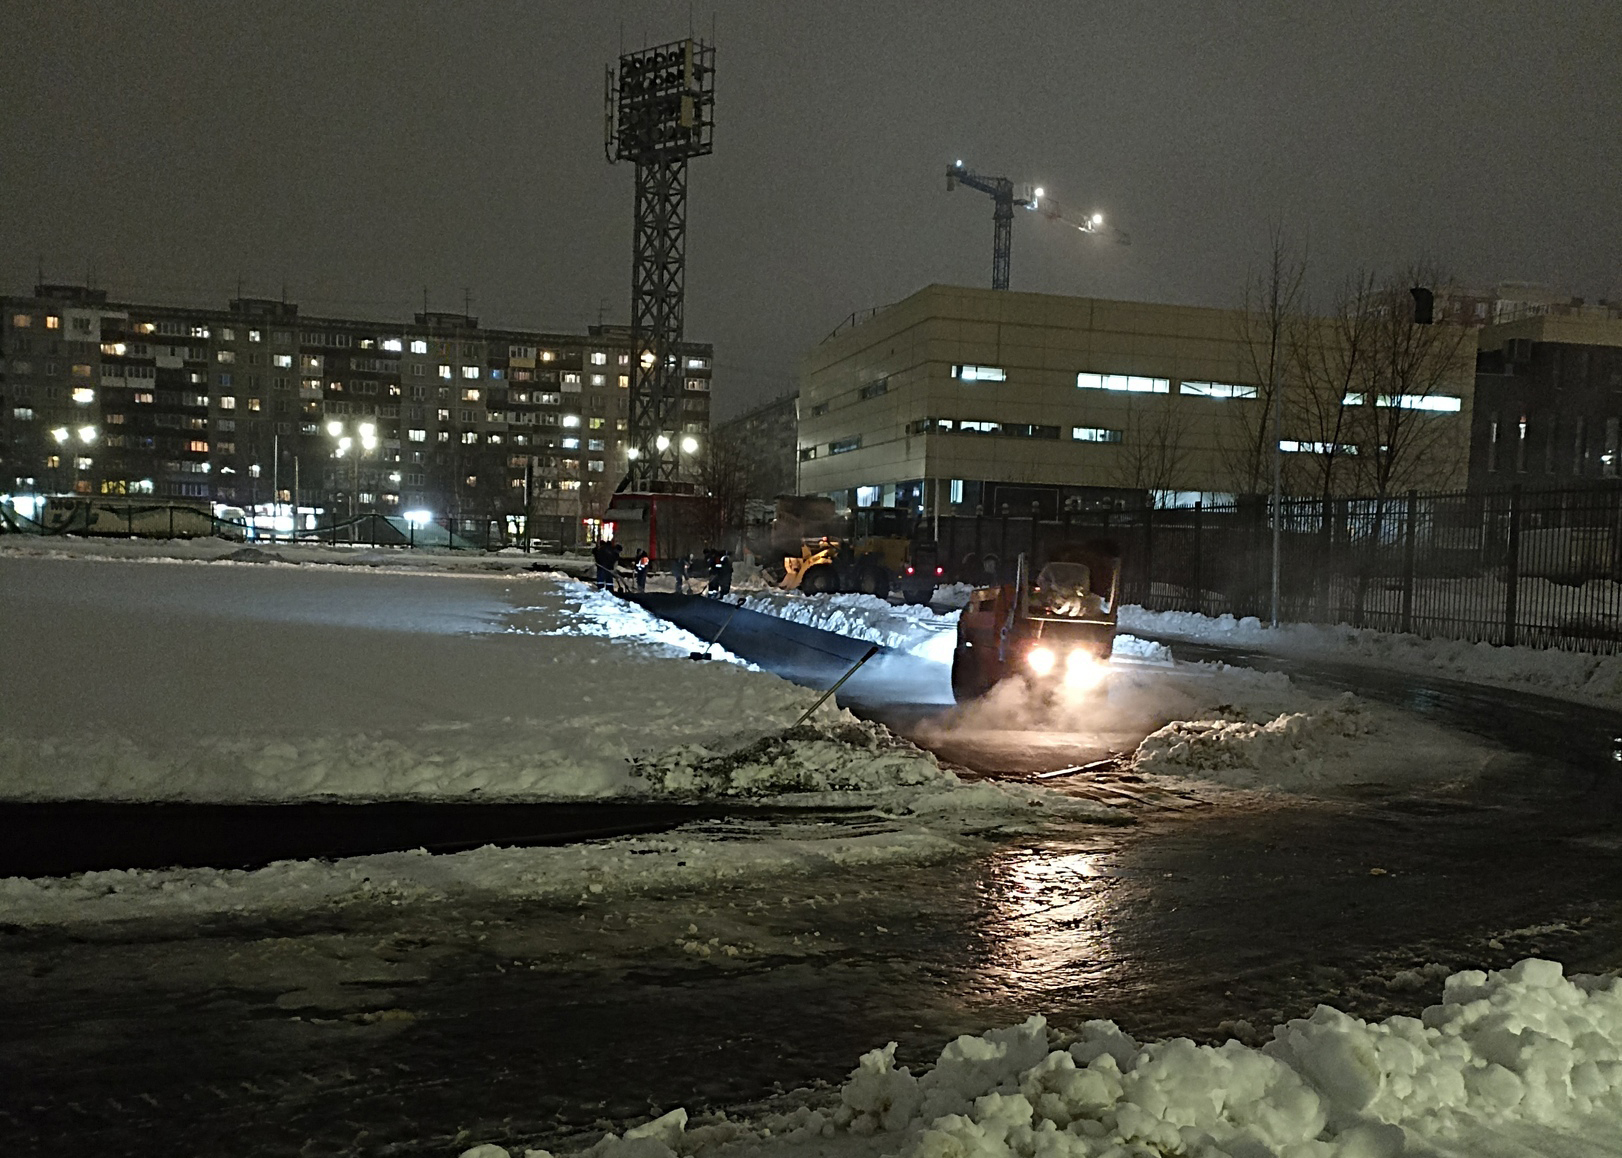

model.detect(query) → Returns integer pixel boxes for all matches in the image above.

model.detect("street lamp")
[327,420,375,521]
[655,433,671,452]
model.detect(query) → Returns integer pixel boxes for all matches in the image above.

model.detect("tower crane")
[946,160,1127,291]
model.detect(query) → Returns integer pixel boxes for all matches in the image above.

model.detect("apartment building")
[0,284,713,535]
[798,283,1475,517]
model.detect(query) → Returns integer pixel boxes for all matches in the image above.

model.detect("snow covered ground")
[1122,606,1622,712]
[725,593,1496,795]
[461,957,1622,1158]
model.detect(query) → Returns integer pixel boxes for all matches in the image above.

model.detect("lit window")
[248,329,262,342]
[438,365,452,380]
[45,315,60,330]
[798,446,816,462]
[11,313,31,328]
[248,398,262,412]
[219,396,237,410]
[1343,393,1462,413]
[686,357,709,369]
[1279,440,1357,455]
[272,354,293,368]
[462,432,478,444]
[75,456,93,470]
[562,437,580,450]
[952,364,1005,382]
[591,352,608,365]
[189,325,210,339]
[217,350,236,364]
[540,350,556,362]
[1180,381,1256,399]
[186,440,209,453]
[562,372,581,386]
[71,387,95,404]
[462,388,481,402]
[408,429,426,442]
[587,438,605,451]
[1076,372,1169,393]
[437,431,450,443]
[589,417,606,429]
[437,408,450,421]
[562,414,581,428]
[560,479,581,491]
[134,392,154,404]
[1072,426,1123,443]
[950,479,964,504]
[856,485,880,507]
[590,374,606,387]
[410,339,428,354]
[828,436,861,455]
[12,407,34,420]
[618,375,629,388]
[957,419,1001,434]
[588,460,604,472]
[462,365,480,379]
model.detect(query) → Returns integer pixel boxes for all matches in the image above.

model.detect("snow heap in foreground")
[466,958,1622,1158]
[1123,606,1622,711]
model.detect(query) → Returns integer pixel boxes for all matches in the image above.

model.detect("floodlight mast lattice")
[605,37,715,490]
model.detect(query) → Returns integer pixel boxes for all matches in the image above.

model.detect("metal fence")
[931,485,1622,655]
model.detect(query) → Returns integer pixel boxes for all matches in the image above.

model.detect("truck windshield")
[1033,562,1095,616]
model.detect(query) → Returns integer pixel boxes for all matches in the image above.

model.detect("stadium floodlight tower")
[605,37,715,490]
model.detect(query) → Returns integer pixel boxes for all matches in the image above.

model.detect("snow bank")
[736,591,960,663]
[1124,605,1622,711]
[0,825,969,929]
[478,958,1622,1158]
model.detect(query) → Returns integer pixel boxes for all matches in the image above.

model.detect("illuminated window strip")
[1076,372,1168,394]
[1180,380,1257,399]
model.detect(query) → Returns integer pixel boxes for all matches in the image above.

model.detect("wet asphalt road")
[10,583,1622,1156]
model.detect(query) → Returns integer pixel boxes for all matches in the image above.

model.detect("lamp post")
[327,419,378,523]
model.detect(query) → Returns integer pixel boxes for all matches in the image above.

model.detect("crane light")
[1091,213,1104,225]
[680,435,698,453]
[1033,187,1044,199]
[655,434,671,452]
[625,446,640,460]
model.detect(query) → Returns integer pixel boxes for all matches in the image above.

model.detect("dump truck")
[951,539,1122,700]
[771,497,940,601]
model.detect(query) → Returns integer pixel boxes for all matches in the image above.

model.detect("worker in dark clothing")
[708,547,732,597]
[671,553,688,594]
[592,538,622,589]
[632,549,650,593]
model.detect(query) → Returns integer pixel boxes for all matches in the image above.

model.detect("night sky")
[5,1,1619,416]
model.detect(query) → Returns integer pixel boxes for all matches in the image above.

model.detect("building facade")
[798,284,1475,518]
[713,390,799,501]
[0,285,712,536]
[1469,306,1622,490]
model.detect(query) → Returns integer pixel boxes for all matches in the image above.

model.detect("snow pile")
[492,958,1622,1158]
[1134,692,1384,790]
[632,720,954,797]
[1123,605,1622,710]
[0,826,968,928]
[737,591,960,662]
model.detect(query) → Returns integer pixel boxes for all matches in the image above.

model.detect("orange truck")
[951,540,1122,700]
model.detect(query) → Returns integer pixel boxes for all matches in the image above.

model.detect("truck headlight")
[1064,650,1107,691]
[1025,645,1056,675]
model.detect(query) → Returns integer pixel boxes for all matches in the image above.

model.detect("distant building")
[1469,304,1622,490]
[797,284,1475,517]
[713,391,798,499]
[0,285,712,539]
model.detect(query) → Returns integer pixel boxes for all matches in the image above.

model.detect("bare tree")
[696,427,754,546]
[1227,226,1308,496]
[1287,269,1381,507]
[1344,267,1475,500]
[1112,395,1194,506]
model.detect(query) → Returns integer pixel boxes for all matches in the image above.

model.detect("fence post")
[1400,489,1418,634]
[1142,501,1155,608]
[1192,500,1203,615]
[168,505,174,538]
[127,505,134,536]
[1504,486,1521,648]
[370,513,378,548]
[409,518,415,549]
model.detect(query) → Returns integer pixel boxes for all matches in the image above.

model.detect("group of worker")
[591,539,732,596]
